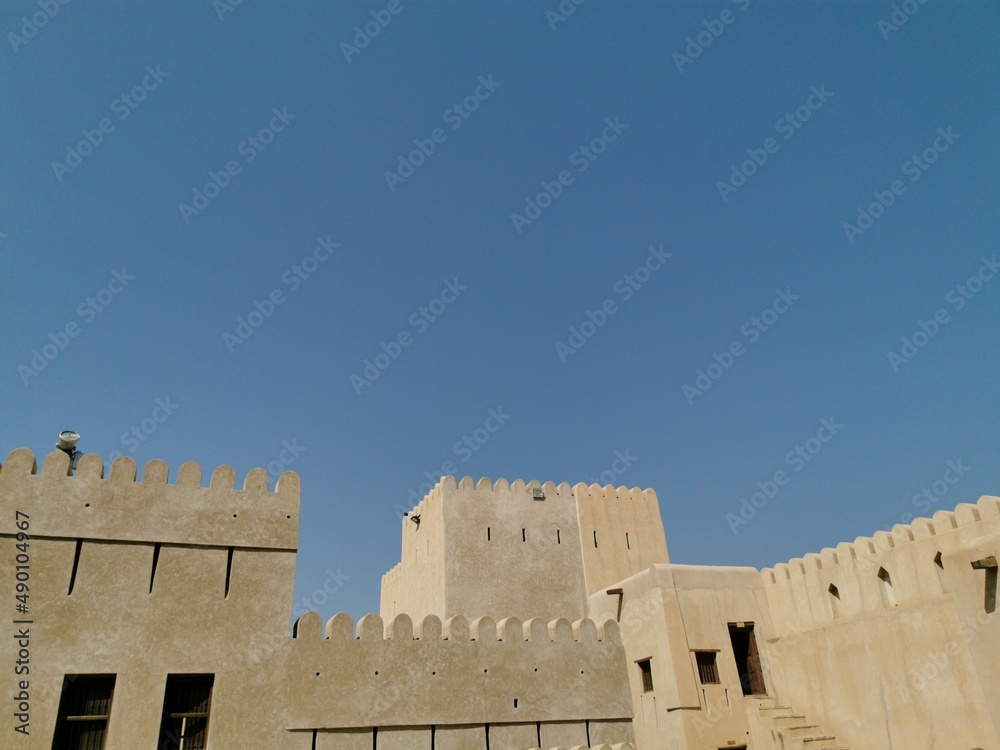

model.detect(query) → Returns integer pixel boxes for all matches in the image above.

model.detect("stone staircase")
[747,696,849,750]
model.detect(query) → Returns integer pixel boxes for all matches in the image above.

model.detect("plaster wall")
[0,449,299,749]
[760,495,1000,750]
[589,564,771,750]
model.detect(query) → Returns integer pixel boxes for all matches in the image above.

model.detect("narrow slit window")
[522,528,526,543]
[828,583,840,617]
[68,539,82,595]
[593,530,598,548]
[149,542,162,594]
[556,529,561,544]
[626,532,631,550]
[487,527,491,541]
[695,651,720,684]
[224,547,234,598]
[637,658,653,692]
[878,567,897,607]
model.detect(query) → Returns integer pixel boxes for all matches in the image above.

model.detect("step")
[803,737,838,746]
[786,724,822,738]
[771,714,807,727]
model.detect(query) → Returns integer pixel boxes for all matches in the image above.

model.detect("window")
[52,674,116,750]
[878,567,897,607]
[694,651,720,684]
[637,658,653,692]
[158,674,214,750]
[728,622,766,696]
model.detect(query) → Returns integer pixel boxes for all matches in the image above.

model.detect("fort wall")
[759,494,1000,749]
[575,483,669,596]
[589,564,771,750]
[380,476,670,624]
[0,449,300,748]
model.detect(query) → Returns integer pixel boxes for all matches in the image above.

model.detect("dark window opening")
[728,623,766,696]
[521,528,526,543]
[487,527,490,541]
[224,547,234,598]
[149,542,161,594]
[158,674,214,750]
[593,530,598,548]
[52,674,116,750]
[556,529,561,544]
[694,651,720,684]
[934,551,943,568]
[68,539,82,595]
[637,658,653,692]
[626,532,631,550]
[878,567,897,607]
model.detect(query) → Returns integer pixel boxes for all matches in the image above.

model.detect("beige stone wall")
[576,484,670,596]
[589,564,771,750]
[381,475,446,622]
[441,477,591,622]
[381,477,670,624]
[278,611,634,740]
[0,448,299,749]
[760,495,1000,749]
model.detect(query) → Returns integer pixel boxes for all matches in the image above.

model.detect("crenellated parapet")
[278,611,632,731]
[762,494,1000,632]
[0,448,299,549]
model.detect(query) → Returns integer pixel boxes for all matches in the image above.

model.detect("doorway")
[728,622,766,695]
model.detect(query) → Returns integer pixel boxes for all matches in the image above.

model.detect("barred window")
[695,651,720,684]
[158,674,214,750]
[52,674,116,750]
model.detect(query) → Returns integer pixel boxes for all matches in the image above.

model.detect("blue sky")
[2,1,998,621]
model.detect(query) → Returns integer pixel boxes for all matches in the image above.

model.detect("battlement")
[0,448,299,549]
[278,610,633,731]
[404,475,657,515]
[764,495,999,584]
[292,611,623,644]
[761,494,1000,633]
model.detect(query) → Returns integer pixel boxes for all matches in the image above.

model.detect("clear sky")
[2,1,998,621]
